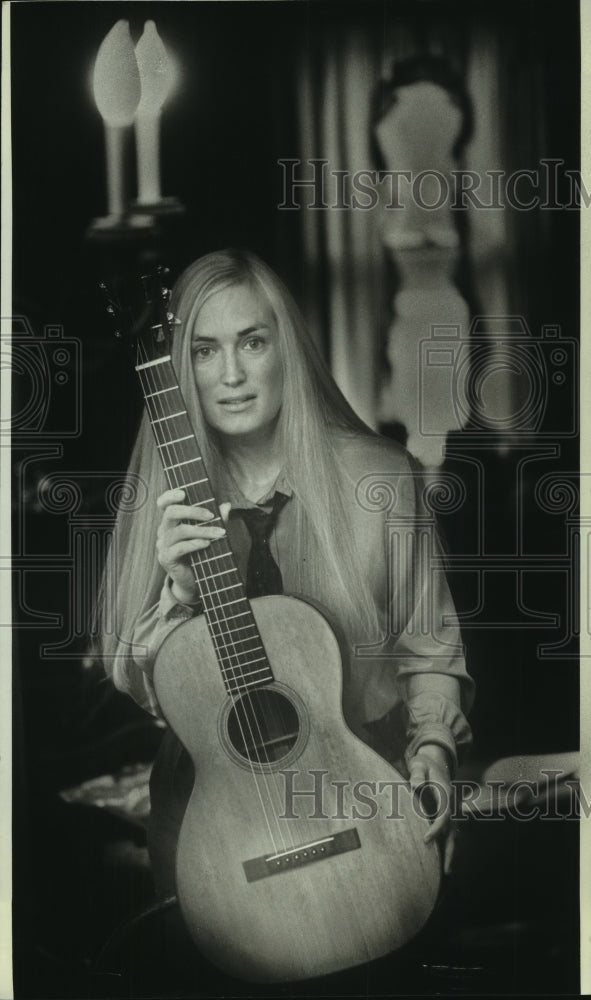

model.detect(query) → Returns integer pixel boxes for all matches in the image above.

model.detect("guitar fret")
[212,583,243,594]
[199,568,239,581]
[151,410,186,423]
[209,637,260,659]
[136,355,172,370]
[205,597,247,610]
[227,676,270,692]
[212,635,261,652]
[198,552,232,565]
[157,435,194,447]
[218,635,264,662]
[214,646,258,662]
[220,613,255,624]
[219,644,264,659]
[206,606,250,620]
[214,634,264,656]
[226,666,269,679]
[145,385,177,397]
[220,656,267,671]
[164,457,203,470]
[185,477,209,487]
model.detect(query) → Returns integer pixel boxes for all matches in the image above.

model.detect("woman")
[98,248,473,978]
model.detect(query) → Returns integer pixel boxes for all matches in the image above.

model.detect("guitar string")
[137,342,292,854]
[114,284,287,849]
[137,344,287,856]
[162,341,299,854]
[136,348,282,810]
[136,346,283,836]
[183,548,297,857]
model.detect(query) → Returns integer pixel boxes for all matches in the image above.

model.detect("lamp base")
[129,196,185,217]
[86,213,156,241]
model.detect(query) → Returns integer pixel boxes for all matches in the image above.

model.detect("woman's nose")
[221,349,246,385]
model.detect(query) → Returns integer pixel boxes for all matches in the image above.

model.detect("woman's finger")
[159,503,217,526]
[167,537,224,558]
[156,488,186,509]
[443,827,457,875]
[158,523,226,551]
[424,806,450,843]
[408,757,429,792]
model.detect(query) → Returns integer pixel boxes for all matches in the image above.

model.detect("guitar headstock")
[99,265,180,365]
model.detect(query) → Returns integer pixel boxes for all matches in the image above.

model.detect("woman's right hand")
[156,489,231,605]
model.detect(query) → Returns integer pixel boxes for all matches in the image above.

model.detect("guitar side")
[154,594,441,983]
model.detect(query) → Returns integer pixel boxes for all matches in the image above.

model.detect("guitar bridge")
[243,828,361,883]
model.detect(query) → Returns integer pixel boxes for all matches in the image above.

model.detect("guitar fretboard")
[136,354,274,696]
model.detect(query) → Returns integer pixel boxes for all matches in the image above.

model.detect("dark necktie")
[240,493,288,598]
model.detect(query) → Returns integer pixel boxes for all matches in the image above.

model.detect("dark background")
[11,1,580,996]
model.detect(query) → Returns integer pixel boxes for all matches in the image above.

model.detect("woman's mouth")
[217,395,256,410]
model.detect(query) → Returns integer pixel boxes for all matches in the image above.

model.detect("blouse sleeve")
[122,580,202,716]
[390,456,475,774]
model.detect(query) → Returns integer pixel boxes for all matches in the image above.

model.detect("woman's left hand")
[408,743,456,874]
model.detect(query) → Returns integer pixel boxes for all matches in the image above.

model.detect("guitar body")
[154,594,441,983]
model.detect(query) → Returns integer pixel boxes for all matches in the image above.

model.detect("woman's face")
[190,282,284,443]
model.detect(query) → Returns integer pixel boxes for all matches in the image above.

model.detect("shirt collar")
[215,466,293,511]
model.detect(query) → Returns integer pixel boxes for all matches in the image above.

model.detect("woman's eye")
[244,336,265,351]
[192,344,213,360]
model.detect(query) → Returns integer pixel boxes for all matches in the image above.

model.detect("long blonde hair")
[97,249,380,695]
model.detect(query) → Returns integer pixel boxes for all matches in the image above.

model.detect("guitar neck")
[135,354,273,694]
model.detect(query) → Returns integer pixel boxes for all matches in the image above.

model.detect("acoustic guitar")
[102,269,441,983]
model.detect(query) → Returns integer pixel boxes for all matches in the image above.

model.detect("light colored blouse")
[130,432,474,773]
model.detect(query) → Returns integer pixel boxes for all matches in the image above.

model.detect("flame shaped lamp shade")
[93,20,141,216]
[135,21,175,205]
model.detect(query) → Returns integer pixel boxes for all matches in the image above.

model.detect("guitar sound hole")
[227,689,300,764]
